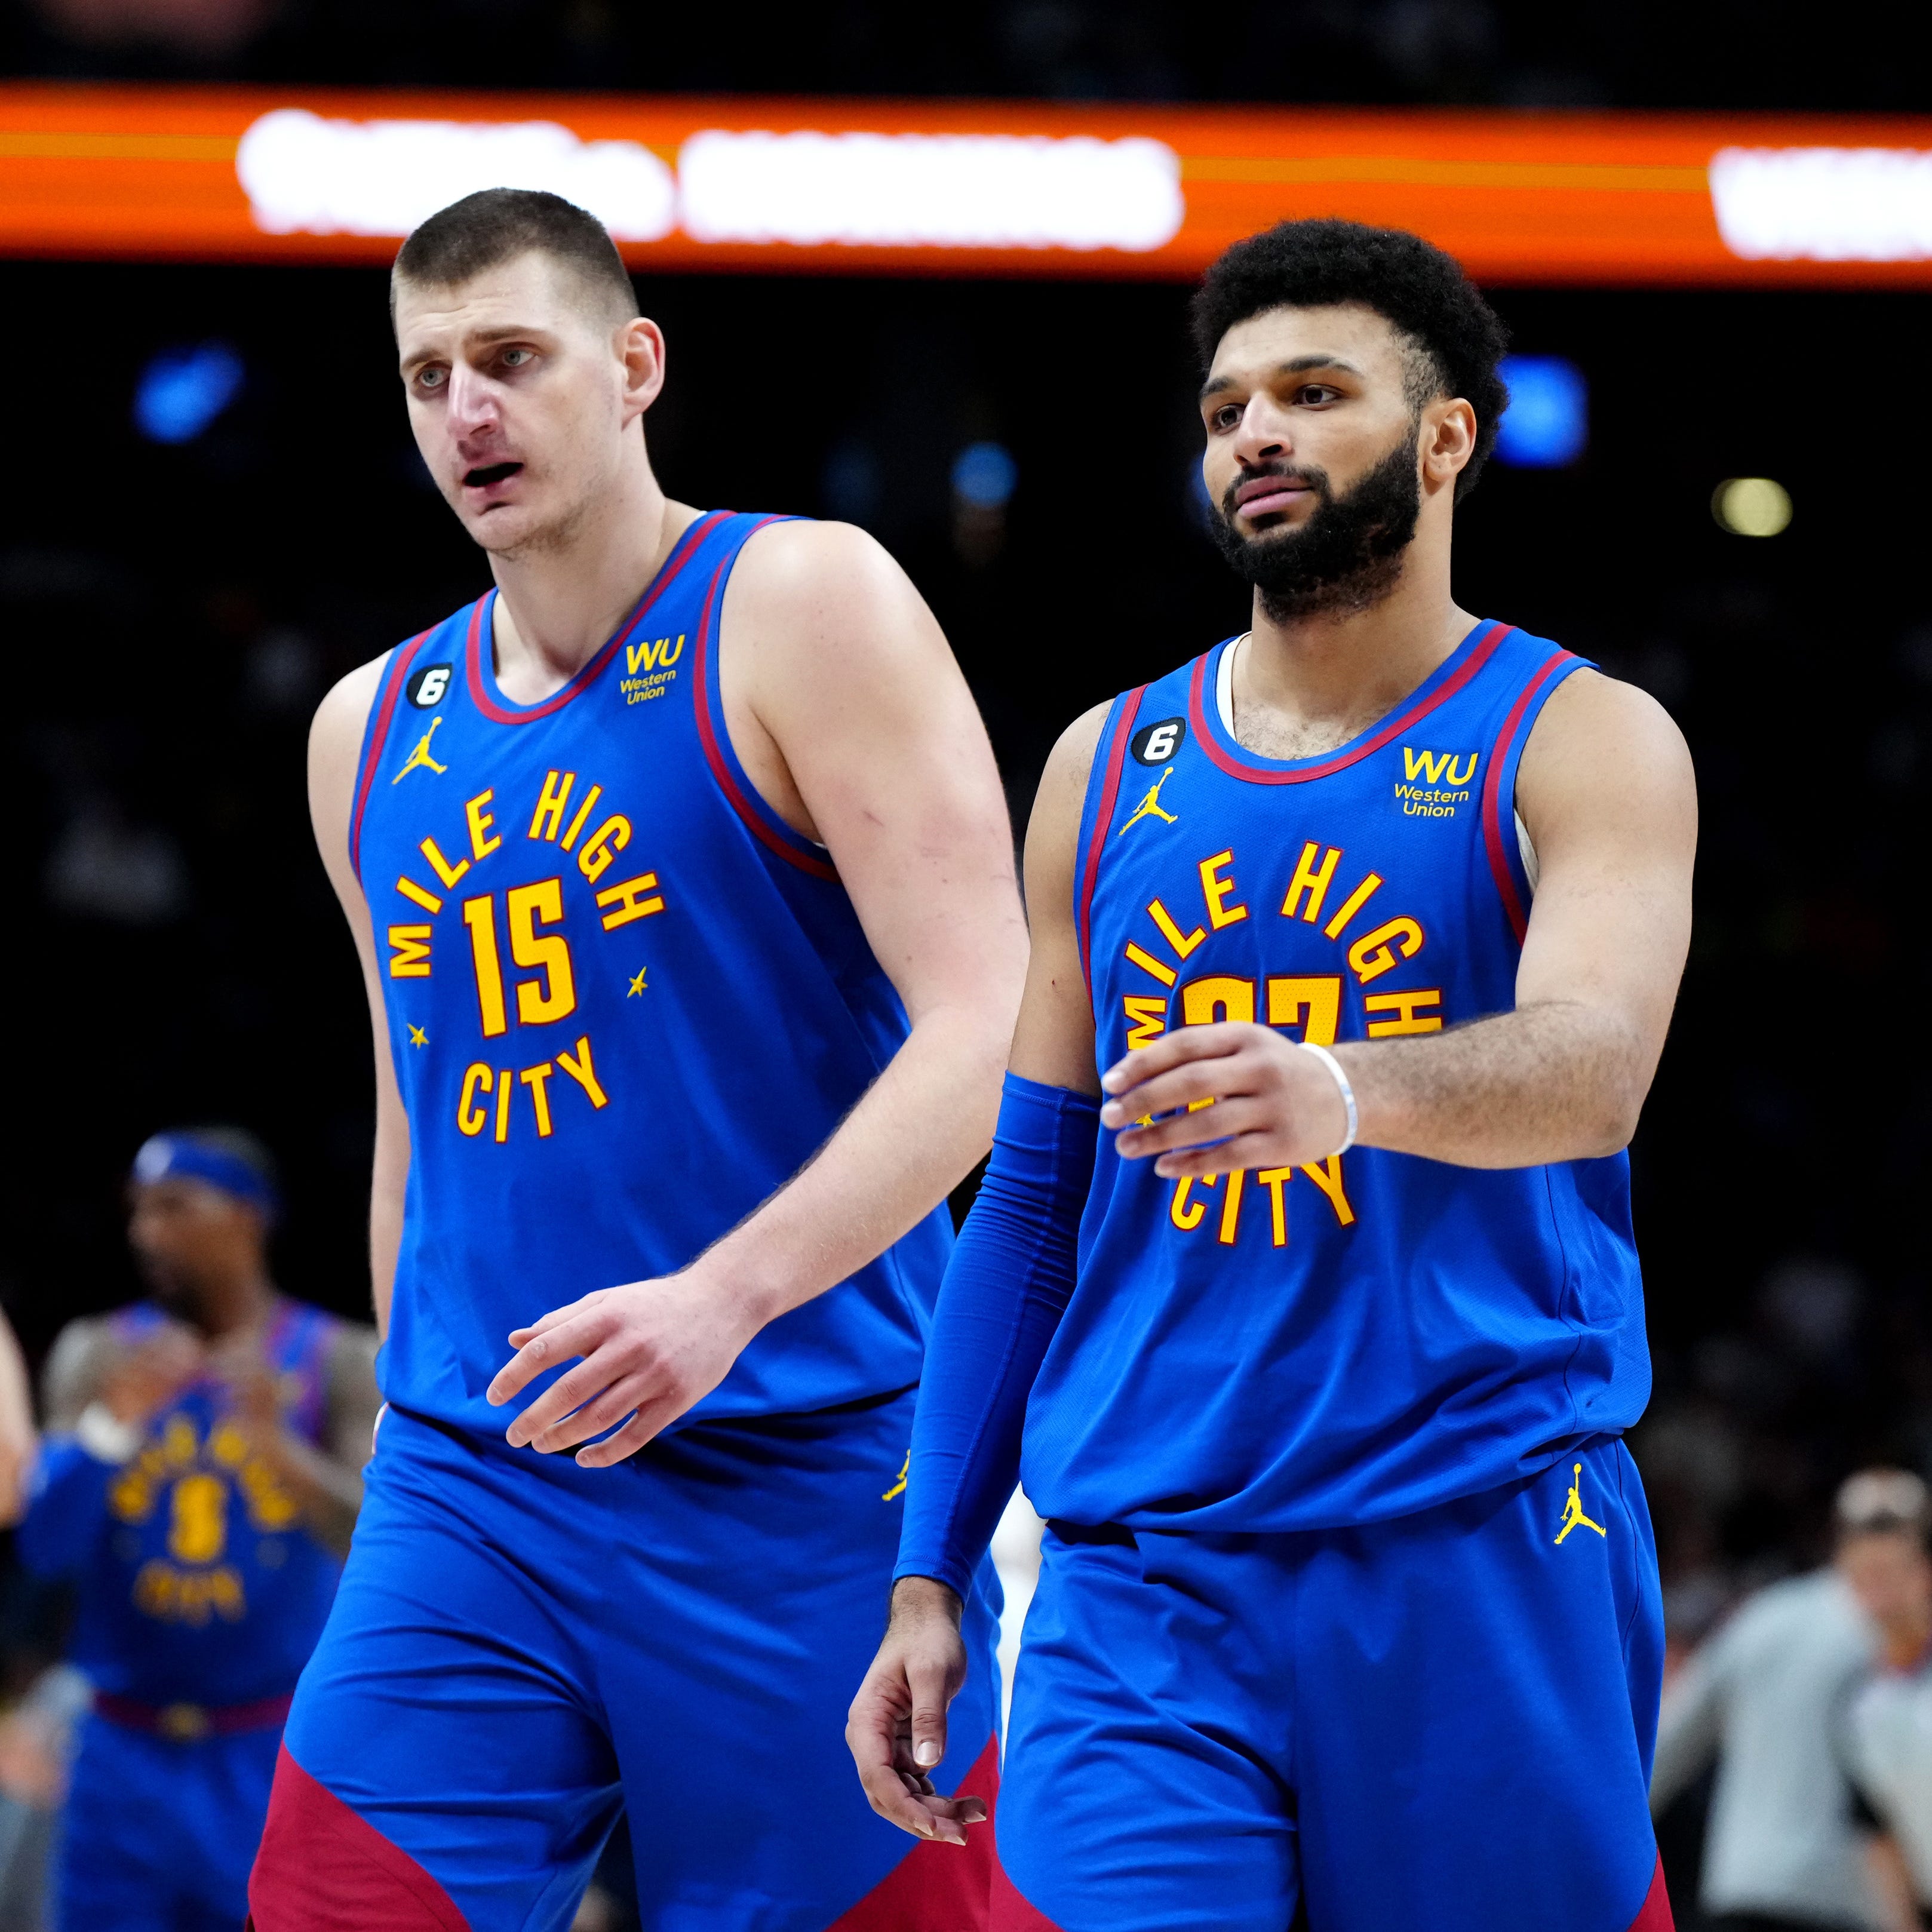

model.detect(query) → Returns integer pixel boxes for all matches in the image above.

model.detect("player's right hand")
[846,1575,987,1846]
[99,1327,204,1430]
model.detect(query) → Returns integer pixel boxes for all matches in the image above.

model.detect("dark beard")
[1207,432,1422,622]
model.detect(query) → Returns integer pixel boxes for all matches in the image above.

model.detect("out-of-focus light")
[1494,356,1587,468]
[952,442,1018,509]
[677,131,1184,253]
[236,109,677,240]
[1710,147,1932,262]
[134,342,244,444]
[1712,477,1793,537]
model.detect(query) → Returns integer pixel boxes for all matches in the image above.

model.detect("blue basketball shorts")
[994,1436,1673,1932]
[248,1392,1003,1932]
[58,1708,281,1932]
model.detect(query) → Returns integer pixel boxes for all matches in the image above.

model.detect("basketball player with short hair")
[850,219,1695,1931]
[0,1127,379,1932]
[246,189,1024,1929]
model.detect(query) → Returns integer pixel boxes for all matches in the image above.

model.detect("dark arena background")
[0,4,1927,1927]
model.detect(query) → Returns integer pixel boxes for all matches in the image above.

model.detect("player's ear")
[1421,397,1475,492]
[619,317,666,422]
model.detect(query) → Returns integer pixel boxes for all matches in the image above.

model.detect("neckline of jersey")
[1189,616,1506,785]
[466,509,727,725]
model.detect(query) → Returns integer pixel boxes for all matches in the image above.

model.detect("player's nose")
[444,364,504,438]
[1232,395,1291,466]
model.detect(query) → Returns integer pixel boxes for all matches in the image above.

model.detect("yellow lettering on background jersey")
[1280,843,1341,924]
[559,784,604,853]
[1258,1167,1294,1246]
[1321,872,1383,941]
[396,875,443,915]
[1122,996,1167,1048]
[596,874,666,931]
[387,925,432,978]
[557,1037,609,1109]
[506,879,578,1024]
[1197,851,1248,929]
[1147,899,1205,960]
[1266,976,1340,1045]
[1348,917,1425,984]
[1169,1174,1212,1231]
[521,1063,556,1137]
[1365,990,1443,1037]
[167,1472,228,1565]
[465,790,502,862]
[528,770,577,842]
[1124,943,1177,988]
[457,1064,492,1135]
[462,896,509,1036]
[420,836,471,890]
[1180,976,1255,1027]
[1301,1154,1357,1225]
[1217,1168,1246,1245]
[578,815,632,885]
[494,1068,513,1144]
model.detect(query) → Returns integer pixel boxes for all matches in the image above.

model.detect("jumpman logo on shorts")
[1118,766,1178,836]
[392,717,448,783]
[1554,1463,1607,1544]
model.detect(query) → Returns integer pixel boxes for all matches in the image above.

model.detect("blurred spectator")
[0,1128,379,1932]
[1839,1479,1932,1932]
[1650,1469,1932,1931]
[0,1664,88,1931]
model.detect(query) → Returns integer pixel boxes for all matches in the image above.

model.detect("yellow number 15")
[460,880,578,1037]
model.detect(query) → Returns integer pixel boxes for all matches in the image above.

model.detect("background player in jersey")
[850,219,1697,1932]
[0,1126,379,1932]
[247,191,1025,1930]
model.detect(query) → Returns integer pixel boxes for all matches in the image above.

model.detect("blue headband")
[131,1134,280,1222]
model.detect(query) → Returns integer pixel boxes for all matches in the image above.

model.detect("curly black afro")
[1190,219,1511,502]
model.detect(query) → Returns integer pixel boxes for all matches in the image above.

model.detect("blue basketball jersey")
[69,1298,342,1704]
[1025,619,1650,1532]
[349,511,949,1441]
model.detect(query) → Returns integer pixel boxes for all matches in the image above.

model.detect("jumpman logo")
[1117,766,1178,836]
[1554,1463,1607,1544]
[392,717,447,783]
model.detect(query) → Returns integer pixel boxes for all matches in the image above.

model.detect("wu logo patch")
[1119,766,1178,836]
[1554,1463,1607,1544]
[1400,747,1478,785]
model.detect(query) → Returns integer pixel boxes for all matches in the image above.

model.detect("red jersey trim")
[348,629,432,884]
[1628,1852,1676,1932]
[463,510,729,726]
[1076,687,1145,997]
[1479,647,1576,945]
[1185,619,1510,787]
[690,517,840,881]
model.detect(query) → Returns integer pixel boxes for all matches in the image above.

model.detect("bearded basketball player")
[850,219,1694,1932]
[246,189,1025,1930]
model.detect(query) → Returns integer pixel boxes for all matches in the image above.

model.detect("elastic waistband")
[93,1690,293,1741]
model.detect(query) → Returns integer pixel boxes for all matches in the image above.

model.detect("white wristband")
[1301,1044,1358,1157]
[74,1402,141,1466]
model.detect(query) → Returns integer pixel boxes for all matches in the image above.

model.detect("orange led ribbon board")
[3,84,1931,283]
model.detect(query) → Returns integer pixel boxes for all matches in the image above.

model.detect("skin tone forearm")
[0,1314,35,1528]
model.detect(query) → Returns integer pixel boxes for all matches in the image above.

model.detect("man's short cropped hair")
[1835,1467,1932,1544]
[392,188,637,329]
[1190,219,1511,502]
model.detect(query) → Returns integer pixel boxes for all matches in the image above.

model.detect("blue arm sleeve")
[894,1071,1099,1602]
[16,1438,115,1580]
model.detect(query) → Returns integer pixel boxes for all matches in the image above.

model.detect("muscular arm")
[1100,671,1696,1174]
[309,658,411,1339]
[493,522,1029,1466]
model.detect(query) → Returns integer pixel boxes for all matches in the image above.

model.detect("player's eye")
[500,348,533,368]
[1209,404,1243,432]
[1296,384,1341,406]
[413,366,447,392]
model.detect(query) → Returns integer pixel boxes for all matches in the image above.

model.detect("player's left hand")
[1099,1021,1351,1178]
[487,1273,758,1467]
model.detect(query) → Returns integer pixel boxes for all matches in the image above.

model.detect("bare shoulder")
[1024,701,1116,907]
[728,520,938,669]
[1518,666,1696,834]
[309,653,394,798]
